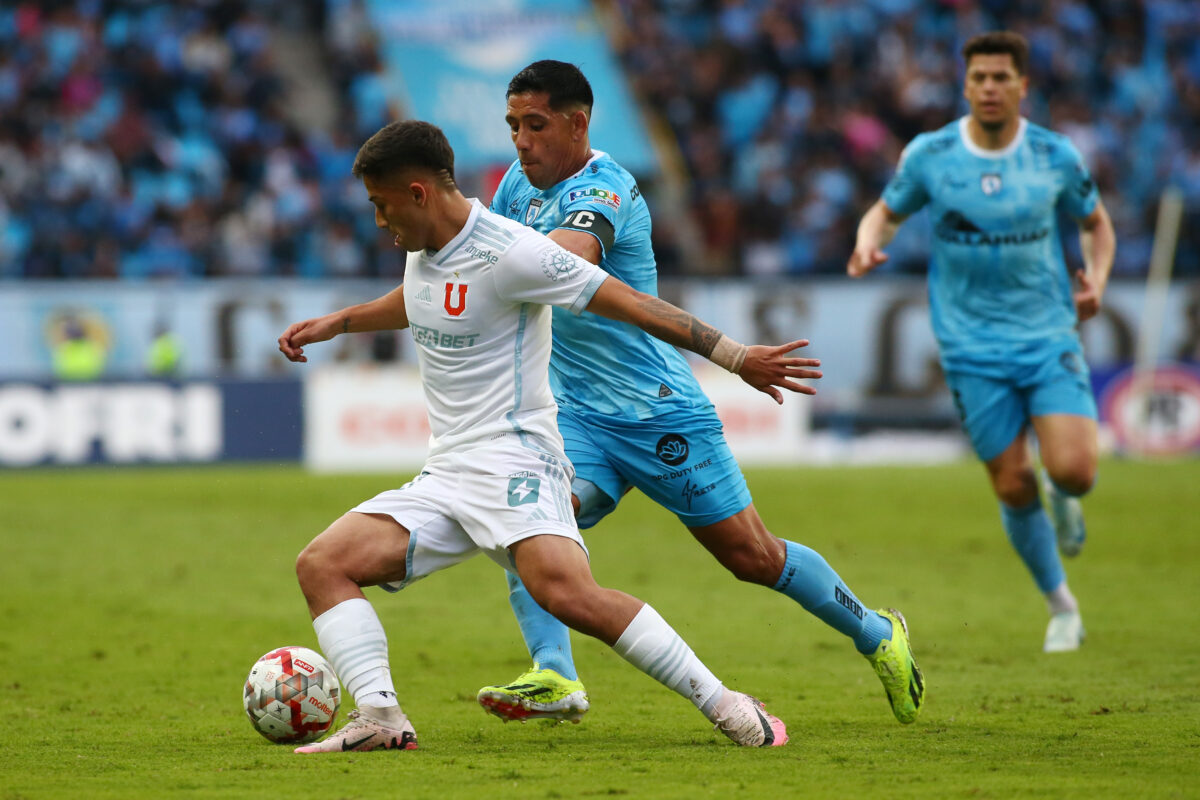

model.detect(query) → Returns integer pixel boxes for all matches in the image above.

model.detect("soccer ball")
[243,646,341,744]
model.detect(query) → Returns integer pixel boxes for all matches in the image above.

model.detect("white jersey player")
[276,120,820,752]
[399,199,604,460]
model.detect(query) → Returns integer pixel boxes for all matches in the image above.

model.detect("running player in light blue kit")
[849,32,1116,653]
[477,60,924,726]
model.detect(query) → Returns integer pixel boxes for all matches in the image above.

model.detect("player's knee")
[295,539,334,591]
[1048,461,1096,497]
[993,469,1038,507]
[294,545,317,588]
[532,581,602,633]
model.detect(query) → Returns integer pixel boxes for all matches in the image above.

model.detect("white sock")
[613,604,724,718]
[313,597,399,708]
[1044,581,1079,616]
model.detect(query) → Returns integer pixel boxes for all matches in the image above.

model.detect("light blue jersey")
[491,149,749,529]
[491,150,708,419]
[883,117,1099,376]
[493,142,894,686]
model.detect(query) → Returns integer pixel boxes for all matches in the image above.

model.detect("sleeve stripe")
[569,272,608,315]
[476,218,516,244]
[473,229,510,250]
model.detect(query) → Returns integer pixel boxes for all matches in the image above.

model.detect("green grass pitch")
[1,459,1197,799]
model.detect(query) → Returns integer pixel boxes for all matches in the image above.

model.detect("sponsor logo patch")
[409,322,479,349]
[507,476,541,506]
[980,173,1002,195]
[568,187,621,209]
[465,244,497,264]
[656,434,688,466]
[1075,165,1095,198]
[681,477,717,511]
[935,211,1049,246]
[1059,351,1085,375]
[539,247,578,282]
[834,586,865,620]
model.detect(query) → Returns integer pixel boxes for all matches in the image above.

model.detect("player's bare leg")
[986,430,1084,651]
[508,535,639,645]
[293,513,418,752]
[1033,414,1097,558]
[687,504,786,585]
[487,498,922,726]
[296,512,410,618]
[501,535,788,746]
[690,505,923,723]
[984,432,1039,507]
[1033,414,1098,495]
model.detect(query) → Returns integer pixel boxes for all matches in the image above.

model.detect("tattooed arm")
[583,277,821,403]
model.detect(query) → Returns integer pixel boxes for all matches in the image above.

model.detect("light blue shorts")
[556,405,753,529]
[945,342,1097,463]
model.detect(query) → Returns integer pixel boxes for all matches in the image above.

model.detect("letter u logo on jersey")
[444,283,467,316]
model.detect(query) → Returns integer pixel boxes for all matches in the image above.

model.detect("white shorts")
[350,440,587,591]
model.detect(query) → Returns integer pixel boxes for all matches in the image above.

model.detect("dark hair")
[962,31,1030,76]
[352,120,456,183]
[506,60,593,113]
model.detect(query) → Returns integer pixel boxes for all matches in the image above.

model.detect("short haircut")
[507,60,593,113]
[352,120,456,184]
[962,31,1030,76]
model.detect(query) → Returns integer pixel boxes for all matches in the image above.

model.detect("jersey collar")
[958,116,1027,159]
[564,149,608,183]
[429,198,484,265]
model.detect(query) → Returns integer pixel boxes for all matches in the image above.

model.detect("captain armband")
[558,209,615,254]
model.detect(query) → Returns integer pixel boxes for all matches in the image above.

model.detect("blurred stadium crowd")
[610,0,1200,276]
[1,0,1197,280]
[0,0,393,279]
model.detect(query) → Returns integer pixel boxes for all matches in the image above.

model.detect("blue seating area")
[0,0,1195,279]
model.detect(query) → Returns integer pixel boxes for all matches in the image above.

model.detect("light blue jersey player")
[850,32,1116,653]
[476,60,924,728]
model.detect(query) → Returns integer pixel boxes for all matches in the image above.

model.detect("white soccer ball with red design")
[243,646,341,743]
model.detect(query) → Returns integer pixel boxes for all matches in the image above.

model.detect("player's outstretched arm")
[1074,199,1116,322]
[584,277,821,404]
[278,284,409,363]
[847,200,905,278]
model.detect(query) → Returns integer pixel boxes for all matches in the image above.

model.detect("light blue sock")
[773,540,893,654]
[504,570,578,681]
[1000,499,1065,593]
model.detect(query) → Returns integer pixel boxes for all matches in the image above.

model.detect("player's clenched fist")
[278,313,343,363]
[846,246,888,278]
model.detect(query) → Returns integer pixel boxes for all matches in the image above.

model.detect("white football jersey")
[403,199,608,457]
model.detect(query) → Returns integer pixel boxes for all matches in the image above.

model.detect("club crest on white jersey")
[443,282,467,316]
